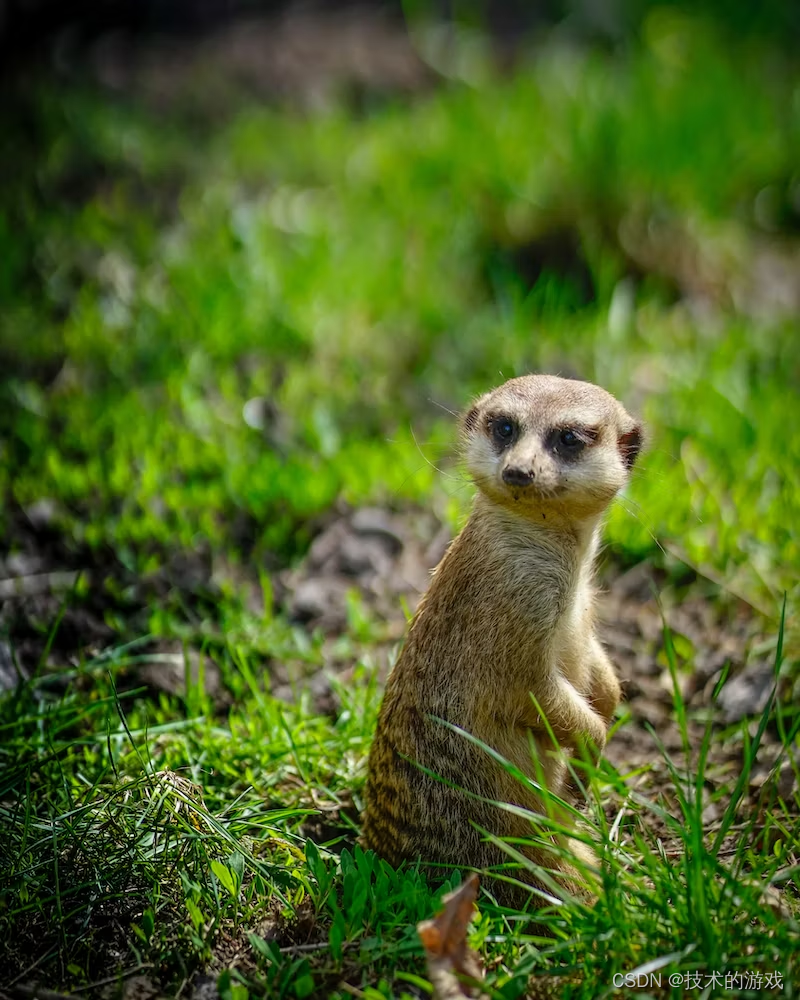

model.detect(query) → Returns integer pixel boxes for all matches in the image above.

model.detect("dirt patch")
[280,502,448,633]
[0,502,234,707]
[88,5,432,114]
[596,564,797,850]
[0,502,119,686]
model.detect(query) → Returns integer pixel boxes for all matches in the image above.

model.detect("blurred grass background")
[1,0,798,623]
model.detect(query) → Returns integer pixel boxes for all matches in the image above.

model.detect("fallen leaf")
[417,874,486,1000]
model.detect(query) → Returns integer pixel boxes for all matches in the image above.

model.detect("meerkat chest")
[506,541,596,689]
[506,537,582,633]
[548,573,596,690]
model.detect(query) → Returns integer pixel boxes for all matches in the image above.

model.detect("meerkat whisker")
[408,423,461,481]
[614,496,667,556]
[427,397,460,417]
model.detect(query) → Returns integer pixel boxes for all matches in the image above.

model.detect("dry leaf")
[417,874,486,1000]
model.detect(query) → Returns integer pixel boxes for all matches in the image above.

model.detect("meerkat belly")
[493,725,570,800]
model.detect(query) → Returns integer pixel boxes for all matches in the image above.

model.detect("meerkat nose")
[502,467,534,487]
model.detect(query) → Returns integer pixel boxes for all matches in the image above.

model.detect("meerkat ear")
[462,405,480,435]
[618,423,643,470]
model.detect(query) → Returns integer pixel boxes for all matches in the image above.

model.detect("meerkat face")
[461,375,641,519]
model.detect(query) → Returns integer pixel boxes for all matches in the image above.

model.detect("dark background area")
[3,0,799,73]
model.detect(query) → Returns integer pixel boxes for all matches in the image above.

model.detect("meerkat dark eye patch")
[488,414,517,449]
[547,425,597,458]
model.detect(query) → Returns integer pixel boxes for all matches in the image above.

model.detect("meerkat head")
[461,374,642,520]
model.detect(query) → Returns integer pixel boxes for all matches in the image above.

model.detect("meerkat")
[360,374,641,908]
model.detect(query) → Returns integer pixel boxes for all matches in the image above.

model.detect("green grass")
[2,11,799,596]
[1,616,797,996]
[1,7,799,997]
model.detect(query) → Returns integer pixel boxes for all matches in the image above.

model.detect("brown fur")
[360,375,642,908]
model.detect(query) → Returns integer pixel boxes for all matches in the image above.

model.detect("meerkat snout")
[502,466,535,487]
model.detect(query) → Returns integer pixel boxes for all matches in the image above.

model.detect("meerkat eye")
[548,426,591,457]
[490,417,516,447]
[559,429,581,449]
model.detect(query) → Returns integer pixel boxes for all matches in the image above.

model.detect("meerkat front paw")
[572,710,607,763]
[586,638,622,726]
[524,678,608,759]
